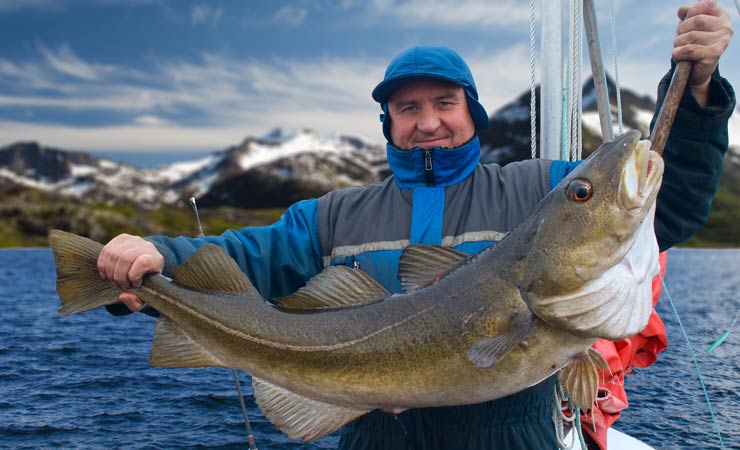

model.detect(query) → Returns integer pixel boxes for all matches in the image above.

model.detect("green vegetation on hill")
[682,158,740,248]
[1,160,738,249]
[0,185,284,248]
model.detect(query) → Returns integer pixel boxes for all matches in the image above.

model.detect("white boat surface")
[565,427,656,450]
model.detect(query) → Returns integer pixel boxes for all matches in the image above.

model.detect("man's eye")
[401,105,418,113]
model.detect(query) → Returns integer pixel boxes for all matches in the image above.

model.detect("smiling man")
[96,2,735,449]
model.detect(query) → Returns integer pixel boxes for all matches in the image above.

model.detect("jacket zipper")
[423,149,434,187]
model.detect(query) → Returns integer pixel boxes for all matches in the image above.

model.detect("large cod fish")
[50,130,664,441]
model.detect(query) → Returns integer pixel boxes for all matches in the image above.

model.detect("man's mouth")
[414,136,449,148]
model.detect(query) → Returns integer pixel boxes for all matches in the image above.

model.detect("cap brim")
[372,74,469,104]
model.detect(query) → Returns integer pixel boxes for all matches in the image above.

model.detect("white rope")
[529,0,538,159]
[553,381,578,450]
[576,0,583,160]
[569,0,583,161]
[609,0,624,134]
[529,0,537,159]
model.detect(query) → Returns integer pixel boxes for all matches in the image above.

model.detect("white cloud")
[0,0,61,12]
[38,43,114,81]
[133,114,171,126]
[191,4,223,26]
[273,6,308,26]
[0,120,246,151]
[0,48,388,149]
[351,0,532,28]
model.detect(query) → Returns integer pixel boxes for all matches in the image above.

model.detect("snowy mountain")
[0,128,387,208]
[1,80,737,211]
[478,76,661,165]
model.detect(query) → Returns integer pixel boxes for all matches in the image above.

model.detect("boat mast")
[540,0,565,161]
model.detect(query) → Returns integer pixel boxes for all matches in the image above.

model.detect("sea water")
[0,248,737,449]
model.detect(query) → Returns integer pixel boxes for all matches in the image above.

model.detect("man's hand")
[674,0,733,106]
[97,233,164,312]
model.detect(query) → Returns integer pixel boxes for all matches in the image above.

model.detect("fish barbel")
[50,130,664,441]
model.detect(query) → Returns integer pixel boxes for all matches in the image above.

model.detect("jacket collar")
[387,136,480,189]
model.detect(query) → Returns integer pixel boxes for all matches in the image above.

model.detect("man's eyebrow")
[390,91,462,108]
[431,91,461,101]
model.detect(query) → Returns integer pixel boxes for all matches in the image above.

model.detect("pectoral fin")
[252,377,369,441]
[559,348,609,412]
[275,265,389,310]
[467,312,533,368]
[149,316,226,368]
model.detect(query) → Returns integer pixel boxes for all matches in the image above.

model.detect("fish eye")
[566,180,593,202]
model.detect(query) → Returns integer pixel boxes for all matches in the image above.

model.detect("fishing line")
[660,275,725,450]
[707,309,739,353]
[733,0,740,17]
[189,197,258,450]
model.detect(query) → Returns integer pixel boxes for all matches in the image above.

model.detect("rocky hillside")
[0,128,388,209]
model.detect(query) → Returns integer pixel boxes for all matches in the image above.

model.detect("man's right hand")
[97,233,165,313]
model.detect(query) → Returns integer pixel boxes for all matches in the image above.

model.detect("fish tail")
[48,230,122,315]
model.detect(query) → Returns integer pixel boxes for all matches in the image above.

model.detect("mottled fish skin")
[49,130,664,441]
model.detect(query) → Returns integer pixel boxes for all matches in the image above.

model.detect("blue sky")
[0,0,738,154]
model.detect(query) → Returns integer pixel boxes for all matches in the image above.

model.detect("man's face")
[387,79,476,150]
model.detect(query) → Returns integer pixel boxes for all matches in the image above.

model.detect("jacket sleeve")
[106,198,323,317]
[652,65,736,251]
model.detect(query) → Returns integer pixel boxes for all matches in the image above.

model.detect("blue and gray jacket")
[110,68,735,450]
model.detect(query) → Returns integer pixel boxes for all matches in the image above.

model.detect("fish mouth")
[620,139,664,212]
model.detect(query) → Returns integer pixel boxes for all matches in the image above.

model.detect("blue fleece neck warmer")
[387,136,480,189]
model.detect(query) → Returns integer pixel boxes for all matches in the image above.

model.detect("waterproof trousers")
[337,376,558,450]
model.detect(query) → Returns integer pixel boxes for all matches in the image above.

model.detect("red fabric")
[581,252,668,450]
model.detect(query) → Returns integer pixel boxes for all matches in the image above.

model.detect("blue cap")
[372,46,489,142]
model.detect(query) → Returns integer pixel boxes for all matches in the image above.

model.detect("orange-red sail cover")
[581,251,669,450]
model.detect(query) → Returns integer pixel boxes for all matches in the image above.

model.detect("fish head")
[522,130,664,339]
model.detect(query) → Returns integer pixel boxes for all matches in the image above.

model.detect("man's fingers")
[97,234,164,289]
[129,253,165,288]
[98,233,132,279]
[118,292,145,313]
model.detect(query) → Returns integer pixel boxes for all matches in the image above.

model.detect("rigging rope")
[609,0,624,134]
[529,0,538,159]
[553,379,588,450]
[661,276,726,450]
[570,0,583,161]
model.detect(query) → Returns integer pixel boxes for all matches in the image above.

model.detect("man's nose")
[416,108,440,132]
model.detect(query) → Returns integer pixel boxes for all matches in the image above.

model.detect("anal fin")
[252,377,369,441]
[467,311,533,368]
[149,316,226,368]
[559,348,609,412]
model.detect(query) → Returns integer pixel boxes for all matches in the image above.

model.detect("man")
[98,1,734,449]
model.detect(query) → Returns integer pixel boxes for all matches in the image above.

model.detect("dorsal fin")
[252,376,369,441]
[398,244,469,292]
[170,244,260,296]
[275,266,389,310]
